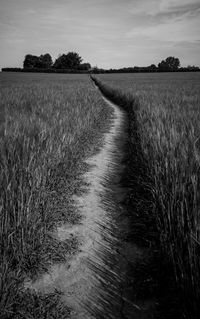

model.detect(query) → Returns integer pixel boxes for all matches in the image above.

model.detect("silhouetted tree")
[186,65,199,71]
[78,63,91,70]
[23,53,53,69]
[39,54,53,68]
[53,54,64,69]
[158,57,180,71]
[149,64,157,72]
[23,55,40,68]
[53,52,82,69]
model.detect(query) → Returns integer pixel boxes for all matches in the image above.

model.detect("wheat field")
[0,72,113,318]
[94,72,200,318]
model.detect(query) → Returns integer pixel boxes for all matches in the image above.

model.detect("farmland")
[93,72,200,318]
[0,72,113,318]
[1,71,200,318]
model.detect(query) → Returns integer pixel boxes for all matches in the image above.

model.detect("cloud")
[159,0,200,12]
[126,14,200,43]
[129,0,200,19]
[126,0,200,47]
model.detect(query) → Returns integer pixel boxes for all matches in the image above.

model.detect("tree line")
[93,57,199,73]
[23,52,91,70]
[2,53,199,73]
[22,54,199,72]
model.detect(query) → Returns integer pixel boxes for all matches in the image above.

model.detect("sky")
[0,0,200,69]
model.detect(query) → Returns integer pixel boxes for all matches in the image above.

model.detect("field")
[93,72,200,318]
[1,71,200,318]
[0,72,113,318]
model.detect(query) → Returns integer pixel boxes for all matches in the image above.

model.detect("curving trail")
[25,86,155,318]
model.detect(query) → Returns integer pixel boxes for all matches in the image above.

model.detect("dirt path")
[25,86,157,318]
[25,91,128,318]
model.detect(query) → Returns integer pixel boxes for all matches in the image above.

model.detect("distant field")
[98,71,200,94]
[0,72,113,318]
[94,72,200,318]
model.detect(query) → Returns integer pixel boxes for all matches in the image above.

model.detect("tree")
[39,54,53,68]
[23,54,40,68]
[158,56,180,71]
[78,63,91,70]
[186,65,200,71]
[53,52,82,69]
[23,53,53,69]
[53,54,66,69]
[149,64,157,72]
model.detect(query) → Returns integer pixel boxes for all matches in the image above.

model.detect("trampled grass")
[0,72,113,318]
[93,72,200,318]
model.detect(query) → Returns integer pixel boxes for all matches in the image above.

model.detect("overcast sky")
[0,0,200,69]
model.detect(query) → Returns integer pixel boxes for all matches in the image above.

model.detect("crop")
[0,72,112,318]
[93,72,200,318]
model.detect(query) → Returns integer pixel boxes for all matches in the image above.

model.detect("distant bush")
[2,68,23,72]
[78,63,91,71]
[1,68,90,74]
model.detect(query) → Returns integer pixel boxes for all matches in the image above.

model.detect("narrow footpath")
[26,84,156,318]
